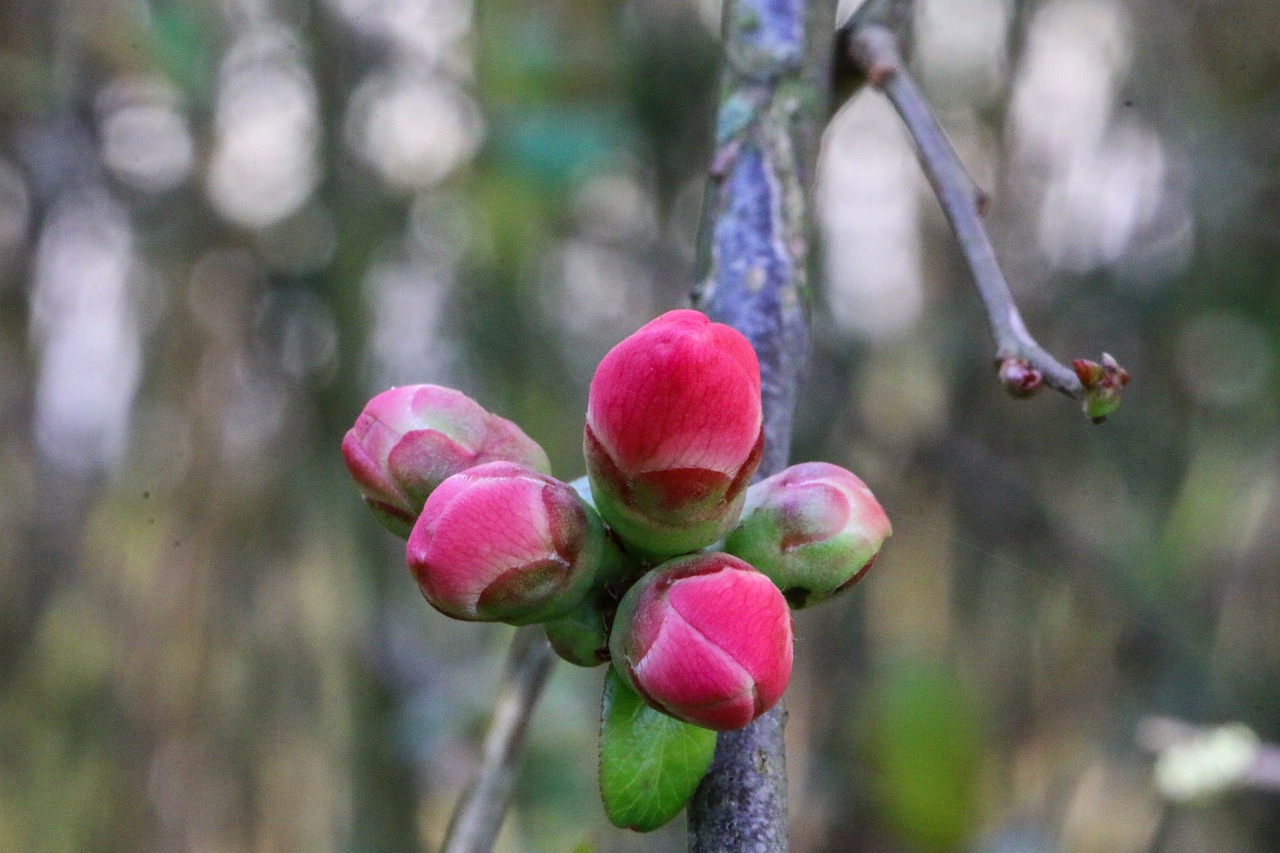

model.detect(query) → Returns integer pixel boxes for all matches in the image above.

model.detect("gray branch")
[440,627,556,853]
[847,23,1080,398]
[842,6,1128,418]
[689,0,834,847]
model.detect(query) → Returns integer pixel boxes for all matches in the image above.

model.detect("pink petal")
[632,607,758,730]
[587,310,761,475]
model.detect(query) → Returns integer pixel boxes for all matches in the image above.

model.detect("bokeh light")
[97,76,195,194]
[346,71,484,190]
[819,93,924,340]
[29,189,140,470]
[207,26,320,228]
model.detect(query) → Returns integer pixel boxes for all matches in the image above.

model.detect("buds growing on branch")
[1074,353,1131,424]
[342,308,891,832]
[342,385,551,537]
[609,553,793,731]
[844,14,1131,422]
[585,310,764,559]
[344,313,887,734]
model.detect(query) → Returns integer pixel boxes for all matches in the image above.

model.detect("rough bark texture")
[688,0,834,848]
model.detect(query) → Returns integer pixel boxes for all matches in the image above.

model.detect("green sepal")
[545,598,610,667]
[1083,386,1123,423]
[599,667,716,832]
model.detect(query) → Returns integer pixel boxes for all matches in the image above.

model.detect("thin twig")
[843,16,1129,418]
[687,0,834,845]
[849,24,1080,396]
[441,627,557,853]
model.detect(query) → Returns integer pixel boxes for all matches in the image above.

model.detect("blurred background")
[1,0,1278,850]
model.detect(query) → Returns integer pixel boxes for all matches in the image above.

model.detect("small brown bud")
[1074,358,1105,389]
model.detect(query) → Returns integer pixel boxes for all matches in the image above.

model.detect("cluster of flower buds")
[341,310,891,732]
[1074,353,1130,424]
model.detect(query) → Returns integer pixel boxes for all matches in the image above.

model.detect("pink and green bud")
[609,553,793,731]
[406,462,611,625]
[724,462,891,609]
[584,310,764,558]
[342,384,550,537]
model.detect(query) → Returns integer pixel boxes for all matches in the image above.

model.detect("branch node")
[843,16,1129,422]
[849,26,901,88]
[975,186,992,217]
[998,357,1043,398]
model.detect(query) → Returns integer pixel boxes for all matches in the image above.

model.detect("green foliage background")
[1,0,1278,851]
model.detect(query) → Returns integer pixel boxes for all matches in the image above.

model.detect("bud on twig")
[609,553,793,731]
[1073,353,1131,424]
[406,462,613,625]
[342,385,550,536]
[998,357,1043,398]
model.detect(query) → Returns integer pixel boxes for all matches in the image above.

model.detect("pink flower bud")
[342,385,550,537]
[609,553,793,731]
[724,462,891,608]
[585,310,764,558]
[406,462,609,624]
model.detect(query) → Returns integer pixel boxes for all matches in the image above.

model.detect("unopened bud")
[1075,353,1131,423]
[342,385,550,536]
[585,310,763,559]
[406,462,611,625]
[609,553,793,731]
[724,462,891,608]
[998,357,1043,398]
[544,596,612,667]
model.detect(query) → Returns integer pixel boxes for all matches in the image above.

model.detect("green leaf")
[599,668,716,832]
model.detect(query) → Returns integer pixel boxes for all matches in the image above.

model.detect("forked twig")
[842,6,1129,421]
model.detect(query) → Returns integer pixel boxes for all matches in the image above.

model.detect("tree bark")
[688,0,834,848]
